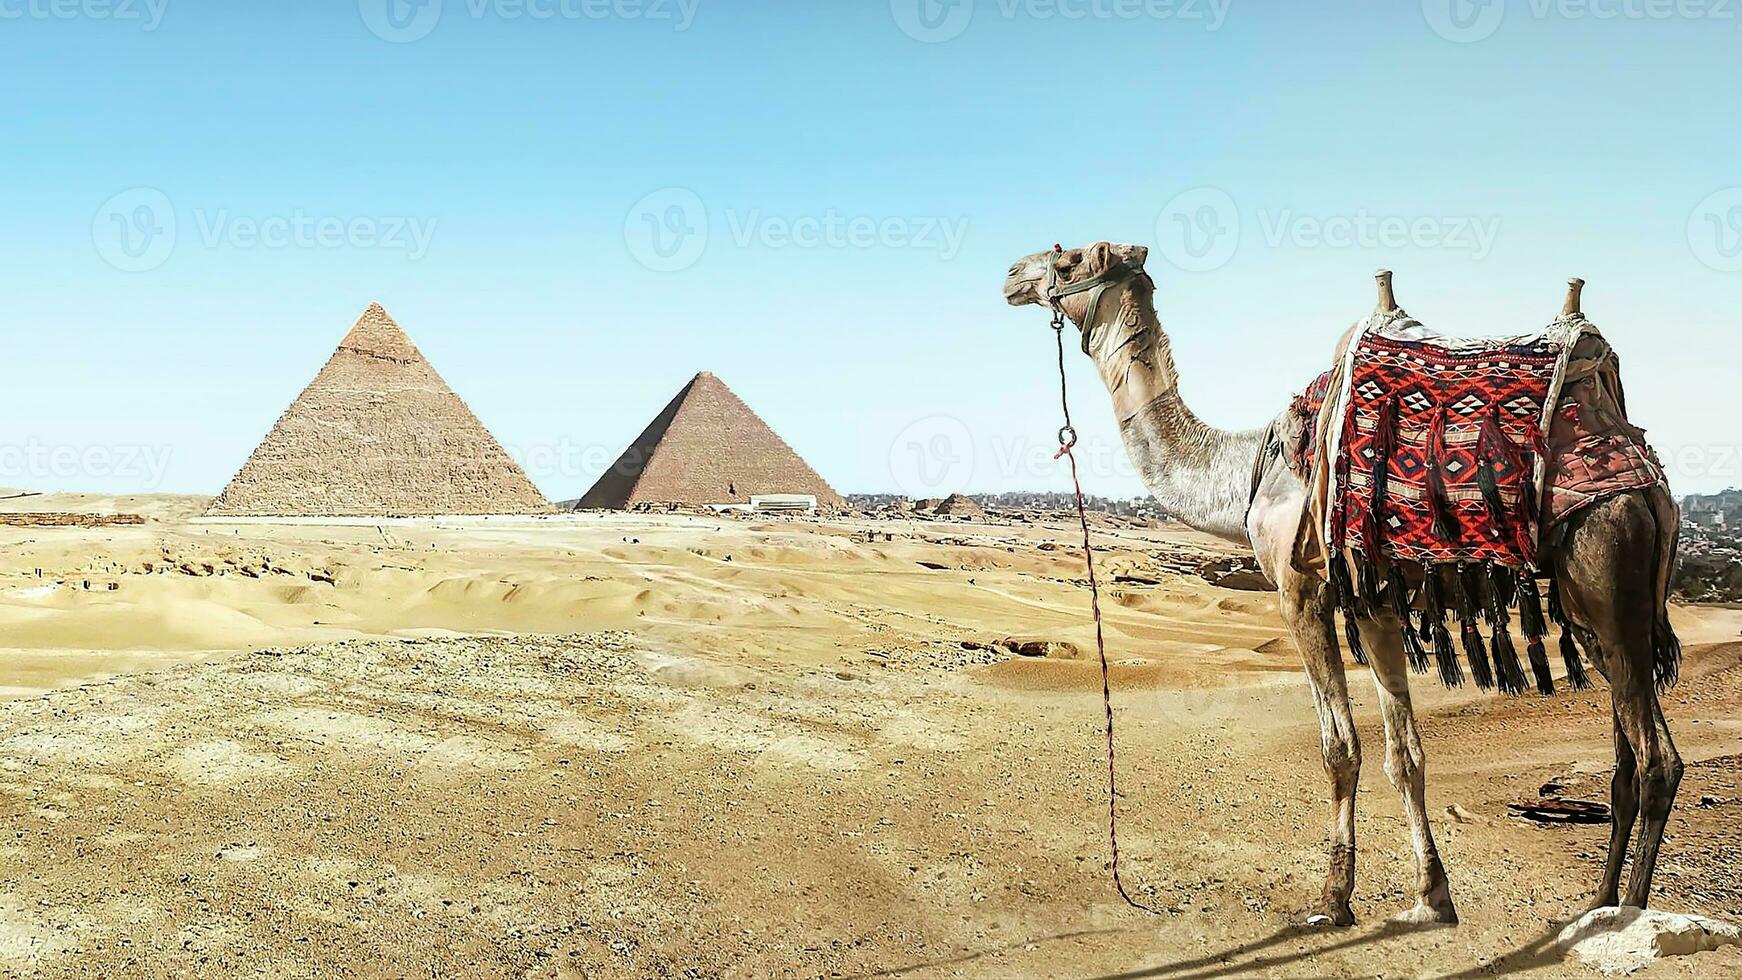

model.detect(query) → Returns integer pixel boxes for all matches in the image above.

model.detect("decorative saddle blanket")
[1286,310,1673,697]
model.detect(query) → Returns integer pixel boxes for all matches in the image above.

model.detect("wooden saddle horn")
[1374,269,1399,315]
[1562,277,1584,317]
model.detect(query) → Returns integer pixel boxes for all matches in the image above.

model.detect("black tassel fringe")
[1492,626,1527,696]
[1450,564,1494,690]
[1325,554,1612,696]
[1458,563,1488,621]
[1525,637,1555,695]
[1476,461,1506,525]
[1517,572,1555,695]
[1428,481,1456,542]
[1485,564,1529,695]
[1343,614,1368,667]
[1329,553,1368,666]
[1330,552,1358,616]
[1546,575,1569,626]
[1492,564,1519,611]
[1561,631,1593,691]
[1357,555,1381,617]
[1545,576,1595,691]
[1517,572,1548,640]
[1422,568,1466,688]
[1389,566,1430,674]
[1463,624,1492,691]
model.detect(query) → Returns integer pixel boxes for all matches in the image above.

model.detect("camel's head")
[1003,241,1149,320]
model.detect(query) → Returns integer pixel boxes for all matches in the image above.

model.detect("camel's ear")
[1085,242,1148,279]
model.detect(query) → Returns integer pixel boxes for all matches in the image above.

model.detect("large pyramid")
[577,372,843,510]
[208,304,552,517]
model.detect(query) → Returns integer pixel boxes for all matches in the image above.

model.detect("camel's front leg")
[1279,567,1360,926]
[1357,613,1459,925]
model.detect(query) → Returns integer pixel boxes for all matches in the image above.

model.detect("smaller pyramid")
[578,372,842,510]
[929,494,985,518]
[208,304,552,517]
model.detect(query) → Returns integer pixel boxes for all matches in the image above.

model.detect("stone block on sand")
[1556,907,1742,976]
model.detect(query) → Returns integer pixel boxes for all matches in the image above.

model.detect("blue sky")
[3,0,1739,501]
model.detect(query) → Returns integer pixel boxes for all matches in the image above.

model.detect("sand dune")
[0,508,1288,698]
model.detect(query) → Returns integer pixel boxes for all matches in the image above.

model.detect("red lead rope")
[1051,309,1158,916]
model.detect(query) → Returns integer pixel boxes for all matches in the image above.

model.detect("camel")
[1002,241,1684,926]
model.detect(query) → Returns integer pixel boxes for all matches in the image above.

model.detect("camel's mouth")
[1003,275,1044,307]
[1003,253,1052,307]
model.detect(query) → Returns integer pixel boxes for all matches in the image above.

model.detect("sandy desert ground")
[1,493,1740,979]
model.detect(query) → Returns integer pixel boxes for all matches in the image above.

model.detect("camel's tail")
[1651,490,1679,689]
[1649,487,1682,690]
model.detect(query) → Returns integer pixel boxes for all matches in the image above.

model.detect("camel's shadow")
[837,927,1135,979]
[847,916,1572,979]
[1089,918,1569,980]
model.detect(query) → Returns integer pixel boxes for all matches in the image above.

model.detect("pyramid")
[208,304,552,517]
[577,372,843,510]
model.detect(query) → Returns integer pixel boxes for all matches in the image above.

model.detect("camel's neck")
[1080,278,1265,543]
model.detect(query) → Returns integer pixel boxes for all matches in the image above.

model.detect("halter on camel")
[1042,243,1154,354]
[1037,245,1157,915]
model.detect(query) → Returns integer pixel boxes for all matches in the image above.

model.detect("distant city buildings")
[1675,489,1742,602]
[846,492,1169,520]
[1684,489,1736,529]
[848,489,1742,602]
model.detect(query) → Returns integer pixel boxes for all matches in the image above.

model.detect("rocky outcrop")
[930,494,985,518]
[1557,907,1742,975]
[1197,556,1275,592]
[959,636,1085,660]
[0,513,145,527]
[1673,548,1742,603]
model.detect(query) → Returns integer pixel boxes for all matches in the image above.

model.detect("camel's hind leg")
[1557,492,1683,909]
[1278,565,1360,926]
[1616,680,1681,906]
[1590,704,1639,910]
[1588,644,1680,908]
[1356,612,1458,925]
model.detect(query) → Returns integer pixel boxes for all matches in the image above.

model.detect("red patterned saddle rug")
[1336,330,1557,567]
[1289,311,1673,696]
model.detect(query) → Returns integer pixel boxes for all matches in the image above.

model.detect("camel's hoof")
[1306,904,1356,928]
[1390,901,1459,926]
[1586,895,1620,914]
